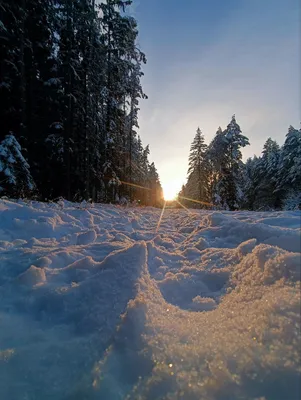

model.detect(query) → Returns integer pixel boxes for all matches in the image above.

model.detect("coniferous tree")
[241,127,300,210]
[148,162,163,207]
[206,126,228,205]
[0,133,35,197]
[276,126,301,208]
[241,156,262,210]
[254,138,281,209]
[214,115,249,210]
[185,128,209,208]
[0,0,161,204]
[180,120,300,211]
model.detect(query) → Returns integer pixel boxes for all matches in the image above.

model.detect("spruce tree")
[206,127,228,205]
[277,126,301,208]
[241,156,262,210]
[0,0,156,203]
[255,138,281,209]
[148,162,163,207]
[0,133,35,197]
[186,128,208,208]
[215,115,249,210]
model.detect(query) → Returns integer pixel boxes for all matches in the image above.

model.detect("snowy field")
[0,199,300,400]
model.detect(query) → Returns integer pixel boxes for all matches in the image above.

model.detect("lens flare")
[163,181,181,201]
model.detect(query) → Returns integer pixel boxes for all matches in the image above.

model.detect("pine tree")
[0,0,24,142]
[148,162,163,207]
[0,0,156,203]
[186,128,209,208]
[214,115,250,210]
[224,115,249,170]
[277,126,301,208]
[241,156,262,210]
[206,126,228,204]
[0,133,35,197]
[255,138,281,209]
[99,0,146,203]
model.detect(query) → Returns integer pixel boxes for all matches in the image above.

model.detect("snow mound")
[76,229,97,245]
[16,265,46,286]
[0,200,300,399]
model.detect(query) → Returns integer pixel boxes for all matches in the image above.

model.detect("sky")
[130,0,300,196]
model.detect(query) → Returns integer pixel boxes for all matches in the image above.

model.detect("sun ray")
[178,195,214,208]
[175,199,193,214]
[156,200,167,233]
[120,180,151,191]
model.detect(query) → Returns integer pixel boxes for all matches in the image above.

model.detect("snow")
[0,199,300,399]
[44,77,61,86]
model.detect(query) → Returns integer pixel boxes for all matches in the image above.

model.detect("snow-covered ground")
[0,199,300,400]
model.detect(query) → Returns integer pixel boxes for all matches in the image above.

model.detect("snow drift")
[0,199,300,399]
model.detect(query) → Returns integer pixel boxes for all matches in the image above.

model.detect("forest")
[0,0,163,206]
[0,0,300,210]
[180,117,301,211]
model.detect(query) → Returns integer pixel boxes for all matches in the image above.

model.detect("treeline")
[179,116,301,211]
[0,0,163,206]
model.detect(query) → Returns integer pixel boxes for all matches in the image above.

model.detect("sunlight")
[162,181,181,201]
[156,200,167,233]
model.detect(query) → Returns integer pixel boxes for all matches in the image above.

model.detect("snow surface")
[0,199,300,400]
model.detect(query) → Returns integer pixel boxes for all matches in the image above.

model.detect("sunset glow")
[162,180,182,201]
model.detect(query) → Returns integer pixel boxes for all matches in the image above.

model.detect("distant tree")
[206,127,228,205]
[224,115,249,169]
[262,138,280,175]
[283,191,301,210]
[177,184,186,203]
[148,162,163,207]
[254,138,281,209]
[186,128,209,207]
[214,115,250,210]
[0,133,35,197]
[276,126,301,208]
[241,156,262,210]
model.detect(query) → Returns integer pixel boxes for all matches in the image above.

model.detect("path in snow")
[0,199,300,400]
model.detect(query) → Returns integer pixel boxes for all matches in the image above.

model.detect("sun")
[162,181,180,201]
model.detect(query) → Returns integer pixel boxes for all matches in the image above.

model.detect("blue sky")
[132,0,300,194]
